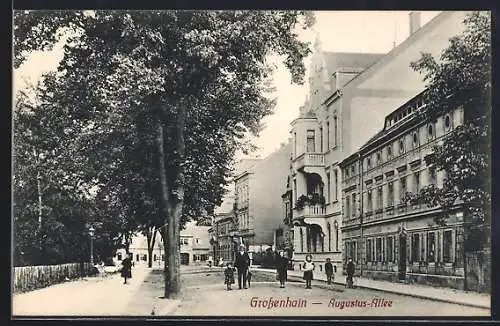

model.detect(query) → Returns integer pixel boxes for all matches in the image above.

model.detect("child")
[325,258,334,285]
[224,263,235,290]
[302,254,315,289]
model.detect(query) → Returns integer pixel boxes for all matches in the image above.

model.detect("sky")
[13,10,441,159]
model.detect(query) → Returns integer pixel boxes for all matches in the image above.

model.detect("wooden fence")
[13,262,94,293]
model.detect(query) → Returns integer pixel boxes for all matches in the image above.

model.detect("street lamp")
[88,226,95,266]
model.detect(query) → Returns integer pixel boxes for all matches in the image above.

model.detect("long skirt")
[121,268,132,279]
[277,269,287,282]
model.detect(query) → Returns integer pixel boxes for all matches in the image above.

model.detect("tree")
[410,11,491,251]
[13,10,314,298]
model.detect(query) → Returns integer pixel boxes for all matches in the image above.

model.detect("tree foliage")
[410,11,491,250]
[13,10,314,295]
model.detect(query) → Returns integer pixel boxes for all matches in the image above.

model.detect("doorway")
[398,233,407,280]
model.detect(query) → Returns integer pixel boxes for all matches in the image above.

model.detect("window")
[136,254,139,261]
[346,167,350,178]
[326,172,331,203]
[443,230,453,263]
[387,144,393,159]
[335,223,339,251]
[399,139,405,154]
[162,254,165,261]
[366,239,372,262]
[414,172,420,193]
[319,126,323,152]
[293,179,297,201]
[376,151,382,164]
[351,165,355,175]
[388,182,394,206]
[351,193,356,217]
[294,132,297,156]
[367,156,372,169]
[376,238,382,262]
[387,236,394,262]
[411,234,420,262]
[196,238,200,244]
[142,254,147,261]
[154,254,157,261]
[333,116,338,146]
[377,187,383,210]
[429,167,437,185]
[306,130,315,152]
[428,232,436,262]
[334,170,338,201]
[428,124,434,139]
[117,253,122,260]
[367,190,373,212]
[326,121,330,149]
[327,223,331,251]
[345,196,351,219]
[444,115,451,131]
[400,176,407,200]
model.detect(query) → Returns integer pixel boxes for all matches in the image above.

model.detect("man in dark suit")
[234,244,250,289]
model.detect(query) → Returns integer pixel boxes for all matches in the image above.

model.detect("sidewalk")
[13,266,152,316]
[251,267,491,310]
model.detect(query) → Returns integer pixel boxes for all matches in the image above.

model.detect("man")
[325,258,334,285]
[234,244,250,289]
[346,258,355,288]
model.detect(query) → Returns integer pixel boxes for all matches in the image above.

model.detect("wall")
[250,143,292,246]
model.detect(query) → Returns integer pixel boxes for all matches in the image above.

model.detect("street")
[12,265,489,317]
[169,267,489,317]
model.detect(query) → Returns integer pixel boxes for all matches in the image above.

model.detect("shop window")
[387,236,394,262]
[443,230,453,263]
[428,232,436,262]
[411,233,420,263]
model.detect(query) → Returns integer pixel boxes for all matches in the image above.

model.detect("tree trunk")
[157,99,186,299]
[146,227,157,268]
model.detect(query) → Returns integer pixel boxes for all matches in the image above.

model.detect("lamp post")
[88,226,95,266]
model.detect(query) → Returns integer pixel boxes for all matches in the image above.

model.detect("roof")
[323,52,385,76]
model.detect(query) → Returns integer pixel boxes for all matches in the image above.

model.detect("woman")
[276,251,288,288]
[302,254,315,289]
[121,254,133,284]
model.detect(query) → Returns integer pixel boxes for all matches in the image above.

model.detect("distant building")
[115,234,165,267]
[234,143,292,254]
[209,211,238,264]
[180,221,211,265]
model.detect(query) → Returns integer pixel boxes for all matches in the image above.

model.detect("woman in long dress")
[121,254,133,284]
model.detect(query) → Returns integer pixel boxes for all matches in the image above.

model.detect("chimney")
[409,11,421,35]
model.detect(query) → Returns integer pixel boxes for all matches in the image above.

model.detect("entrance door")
[398,233,407,280]
[180,253,190,265]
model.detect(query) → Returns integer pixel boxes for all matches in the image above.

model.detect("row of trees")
[13,10,315,297]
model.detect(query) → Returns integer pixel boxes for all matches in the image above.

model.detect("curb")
[252,269,490,310]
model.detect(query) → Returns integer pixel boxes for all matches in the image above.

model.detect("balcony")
[293,204,326,221]
[293,152,325,171]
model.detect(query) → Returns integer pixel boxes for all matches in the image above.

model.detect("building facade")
[209,211,238,263]
[339,91,470,289]
[180,222,211,265]
[285,11,470,275]
[234,144,292,254]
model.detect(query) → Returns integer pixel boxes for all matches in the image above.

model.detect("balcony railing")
[294,152,325,170]
[294,204,326,218]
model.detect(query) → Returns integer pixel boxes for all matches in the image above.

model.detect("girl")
[302,254,315,289]
[224,262,235,290]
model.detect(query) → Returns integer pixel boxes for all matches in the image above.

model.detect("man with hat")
[234,243,251,289]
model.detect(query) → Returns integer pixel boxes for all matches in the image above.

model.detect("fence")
[13,262,94,293]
